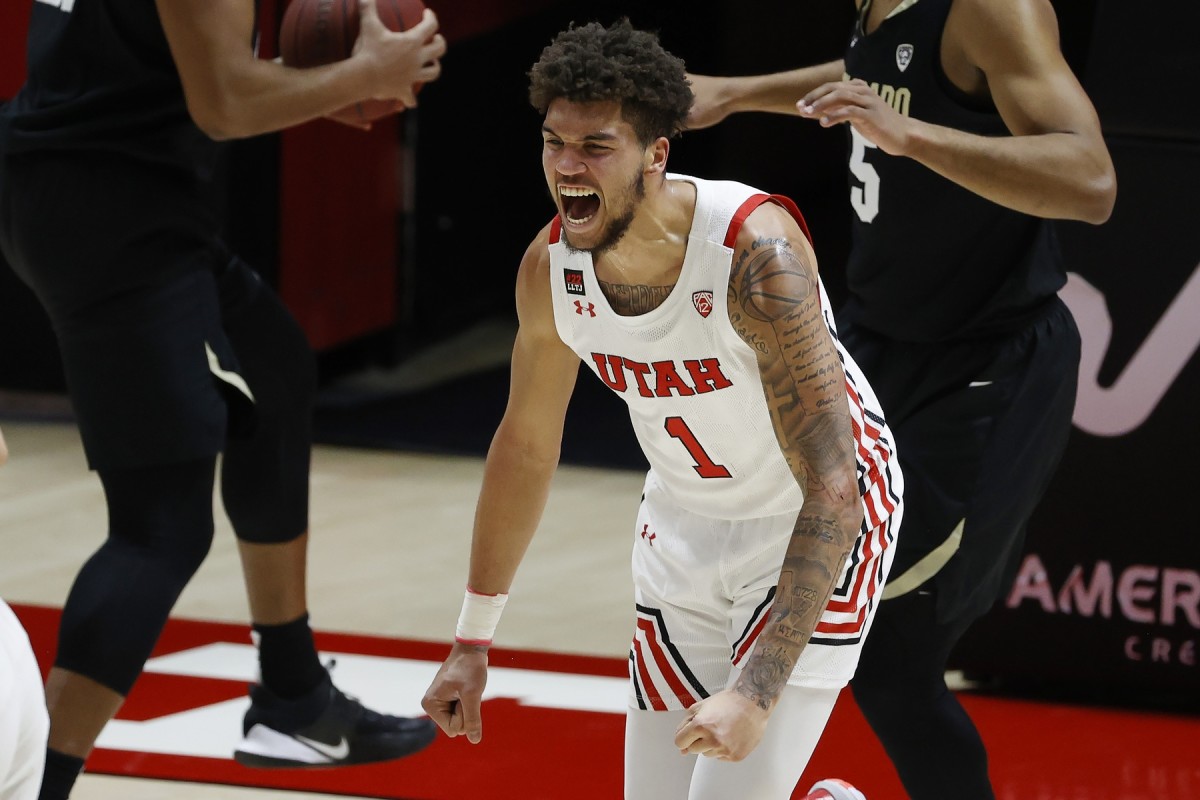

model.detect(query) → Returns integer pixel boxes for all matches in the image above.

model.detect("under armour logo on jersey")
[640,524,656,546]
[692,291,714,318]
[574,301,596,317]
[896,44,914,72]
[564,268,586,296]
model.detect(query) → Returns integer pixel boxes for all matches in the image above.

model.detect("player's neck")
[595,179,694,282]
[864,0,910,32]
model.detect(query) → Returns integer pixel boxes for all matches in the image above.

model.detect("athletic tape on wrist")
[455,586,508,646]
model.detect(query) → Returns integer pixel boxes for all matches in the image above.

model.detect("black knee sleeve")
[219,276,316,542]
[55,457,217,695]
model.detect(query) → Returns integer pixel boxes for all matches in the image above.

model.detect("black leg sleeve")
[851,591,996,800]
[55,456,217,695]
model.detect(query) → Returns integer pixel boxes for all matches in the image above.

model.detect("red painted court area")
[13,604,1200,799]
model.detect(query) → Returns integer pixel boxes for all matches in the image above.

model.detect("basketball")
[279,0,428,125]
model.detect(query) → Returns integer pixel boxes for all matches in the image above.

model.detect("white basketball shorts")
[0,599,49,800]
[628,470,901,710]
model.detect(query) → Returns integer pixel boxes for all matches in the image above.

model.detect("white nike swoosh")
[295,734,350,761]
[968,381,993,387]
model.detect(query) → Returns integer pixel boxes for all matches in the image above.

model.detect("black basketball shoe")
[233,671,436,768]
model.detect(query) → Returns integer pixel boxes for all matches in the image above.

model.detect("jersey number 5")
[849,128,880,224]
[664,417,731,479]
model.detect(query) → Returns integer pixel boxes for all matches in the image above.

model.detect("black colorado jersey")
[1,0,219,180]
[841,0,1064,342]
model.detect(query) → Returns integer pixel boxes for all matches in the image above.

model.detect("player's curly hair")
[528,19,693,146]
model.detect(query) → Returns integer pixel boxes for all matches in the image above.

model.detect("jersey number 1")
[665,417,731,479]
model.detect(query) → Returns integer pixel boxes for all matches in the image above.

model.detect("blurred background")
[1,0,1198,708]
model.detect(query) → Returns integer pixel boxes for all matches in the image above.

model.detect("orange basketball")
[279,0,427,125]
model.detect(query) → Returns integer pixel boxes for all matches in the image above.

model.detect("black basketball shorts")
[837,298,1081,623]
[0,152,258,470]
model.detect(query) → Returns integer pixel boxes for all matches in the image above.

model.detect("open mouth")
[559,186,600,225]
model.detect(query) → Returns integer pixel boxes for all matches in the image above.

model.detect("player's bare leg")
[237,535,309,624]
[42,671,123,759]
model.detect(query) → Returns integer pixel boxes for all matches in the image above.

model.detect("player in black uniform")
[686,0,1115,797]
[0,1,445,797]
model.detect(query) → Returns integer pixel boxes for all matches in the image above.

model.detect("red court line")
[12,603,1200,800]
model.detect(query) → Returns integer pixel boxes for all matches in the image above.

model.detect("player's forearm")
[187,56,381,140]
[707,61,845,118]
[159,0,372,139]
[902,120,1116,223]
[465,424,560,595]
[735,496,858,710]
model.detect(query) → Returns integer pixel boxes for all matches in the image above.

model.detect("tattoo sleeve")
[727,231,864,711]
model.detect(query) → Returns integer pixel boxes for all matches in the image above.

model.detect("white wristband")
[455,586,508,646]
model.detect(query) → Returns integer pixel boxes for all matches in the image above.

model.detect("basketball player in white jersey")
[421,20,901,799]
[1,426,51,800]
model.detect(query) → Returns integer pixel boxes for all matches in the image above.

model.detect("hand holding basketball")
[280,0,445,127]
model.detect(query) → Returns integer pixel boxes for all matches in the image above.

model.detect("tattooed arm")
[728,204,863,708]
[674,201,862,762]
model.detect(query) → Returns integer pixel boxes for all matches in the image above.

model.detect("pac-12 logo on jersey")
[564,269,586,296]
[692,291,714,318]
[896,44,914,72]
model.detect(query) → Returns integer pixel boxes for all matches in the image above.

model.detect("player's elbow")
[1080,166,1117,225]
[490,421,562,473]
[185,96,243,141]
[183,81,262,141]
[1071,144,1117,224]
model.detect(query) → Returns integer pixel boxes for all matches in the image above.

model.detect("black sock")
[39,748,86,800]
[253,613,326,700]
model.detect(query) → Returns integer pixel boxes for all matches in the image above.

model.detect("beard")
[563,171,646,257]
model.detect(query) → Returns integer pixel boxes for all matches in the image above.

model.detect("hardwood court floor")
[2,418,1198,799]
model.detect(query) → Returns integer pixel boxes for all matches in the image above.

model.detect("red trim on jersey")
[826,519,879,617]
[844,380,892,513]
[723,193,814,249]
[549,216,563,244]
[632,638,668,711]
[822,377,896,624]
[636,617,700,708]
[816,607,870,635]
[733,606,771,666]
[819,513,895,631]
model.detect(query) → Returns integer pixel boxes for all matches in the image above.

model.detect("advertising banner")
[951,139,1200,693]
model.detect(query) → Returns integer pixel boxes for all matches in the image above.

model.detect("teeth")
[560,185,597,225]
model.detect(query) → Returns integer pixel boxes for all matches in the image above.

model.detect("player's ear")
[645,136,669,176]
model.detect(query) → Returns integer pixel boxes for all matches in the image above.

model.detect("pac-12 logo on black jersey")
[564,269,586,296]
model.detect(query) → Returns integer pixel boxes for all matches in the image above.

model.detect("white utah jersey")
[549,174,895,523]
